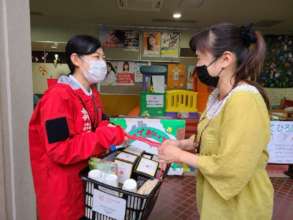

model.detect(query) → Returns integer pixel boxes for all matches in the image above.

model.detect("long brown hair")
[189,23,270,110]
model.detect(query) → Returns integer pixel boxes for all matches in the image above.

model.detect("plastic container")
[166,90,198,113]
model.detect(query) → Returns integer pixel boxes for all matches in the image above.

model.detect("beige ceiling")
[30,0,293,34]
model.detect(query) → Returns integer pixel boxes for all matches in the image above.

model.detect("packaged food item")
[89,157,117,174]
[137,179,159,195]
[123,146,144,156]
[114,159,134,184]
[116,152,138,163]
[135,157,159,178]
[142,153,152,159]
[152,155,160,162]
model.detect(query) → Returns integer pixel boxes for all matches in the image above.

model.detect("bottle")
[104,173,119,187]
[122,179,137,192]
[88,169,102,181]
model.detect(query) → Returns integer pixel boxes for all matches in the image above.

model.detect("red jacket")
[29,78,124,220]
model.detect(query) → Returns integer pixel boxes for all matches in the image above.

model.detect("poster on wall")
[268,121,293,164]
[116,61,135,85]
[102,61,147,85]
[143,32,161,57]
[102,61,118,85]
[134,62,147,83]
[100,29,139,50]
[167,64,187,89]
[186,65,195,90]
[160,32,180,57]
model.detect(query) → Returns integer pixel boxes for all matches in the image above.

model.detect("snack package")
[89,157,118,174]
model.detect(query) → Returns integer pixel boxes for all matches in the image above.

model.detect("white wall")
[0,0,36,219]
[32,63,70,94]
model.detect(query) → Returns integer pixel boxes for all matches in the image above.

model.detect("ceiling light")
[173,12,182,19]
[51,42,58,49]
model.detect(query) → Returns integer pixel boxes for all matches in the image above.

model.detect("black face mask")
[194,59,219,87]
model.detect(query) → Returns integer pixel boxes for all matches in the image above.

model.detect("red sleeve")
[40,87,124,165]
[95,124,125,147]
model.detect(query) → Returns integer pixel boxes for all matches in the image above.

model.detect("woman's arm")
[178,150,199,168]
[163,135,197,151]
[39,89,125,165]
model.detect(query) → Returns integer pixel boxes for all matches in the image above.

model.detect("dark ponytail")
[189,23,271,110]
[234,31,270,110]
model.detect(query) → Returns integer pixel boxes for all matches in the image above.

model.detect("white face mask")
[82,59,107,84]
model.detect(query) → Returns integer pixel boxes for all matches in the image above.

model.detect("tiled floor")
[149,175,293,220]
[149,176,198,220]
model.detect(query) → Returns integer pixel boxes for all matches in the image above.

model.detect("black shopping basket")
[80,166,164,220]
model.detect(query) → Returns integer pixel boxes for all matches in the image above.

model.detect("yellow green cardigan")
[196,84,274,220]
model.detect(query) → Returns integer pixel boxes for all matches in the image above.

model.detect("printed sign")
[146,95,164,108]
[268,121,293,164]
[93,190,126,220]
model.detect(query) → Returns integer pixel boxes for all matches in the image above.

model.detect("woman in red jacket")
[29,35,125,220]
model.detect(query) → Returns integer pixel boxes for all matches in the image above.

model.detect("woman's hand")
[161,136,198,152]
[178,135,198,151]
[158,139,199,168]
[158,140,183,164]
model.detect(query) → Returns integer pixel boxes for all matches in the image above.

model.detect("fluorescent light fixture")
[51,42,58,49]
[173,12,182,19]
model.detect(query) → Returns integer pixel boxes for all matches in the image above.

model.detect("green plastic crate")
[140,92,166,117]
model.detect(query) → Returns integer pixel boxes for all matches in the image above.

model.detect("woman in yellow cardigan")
[159,23,274,220]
